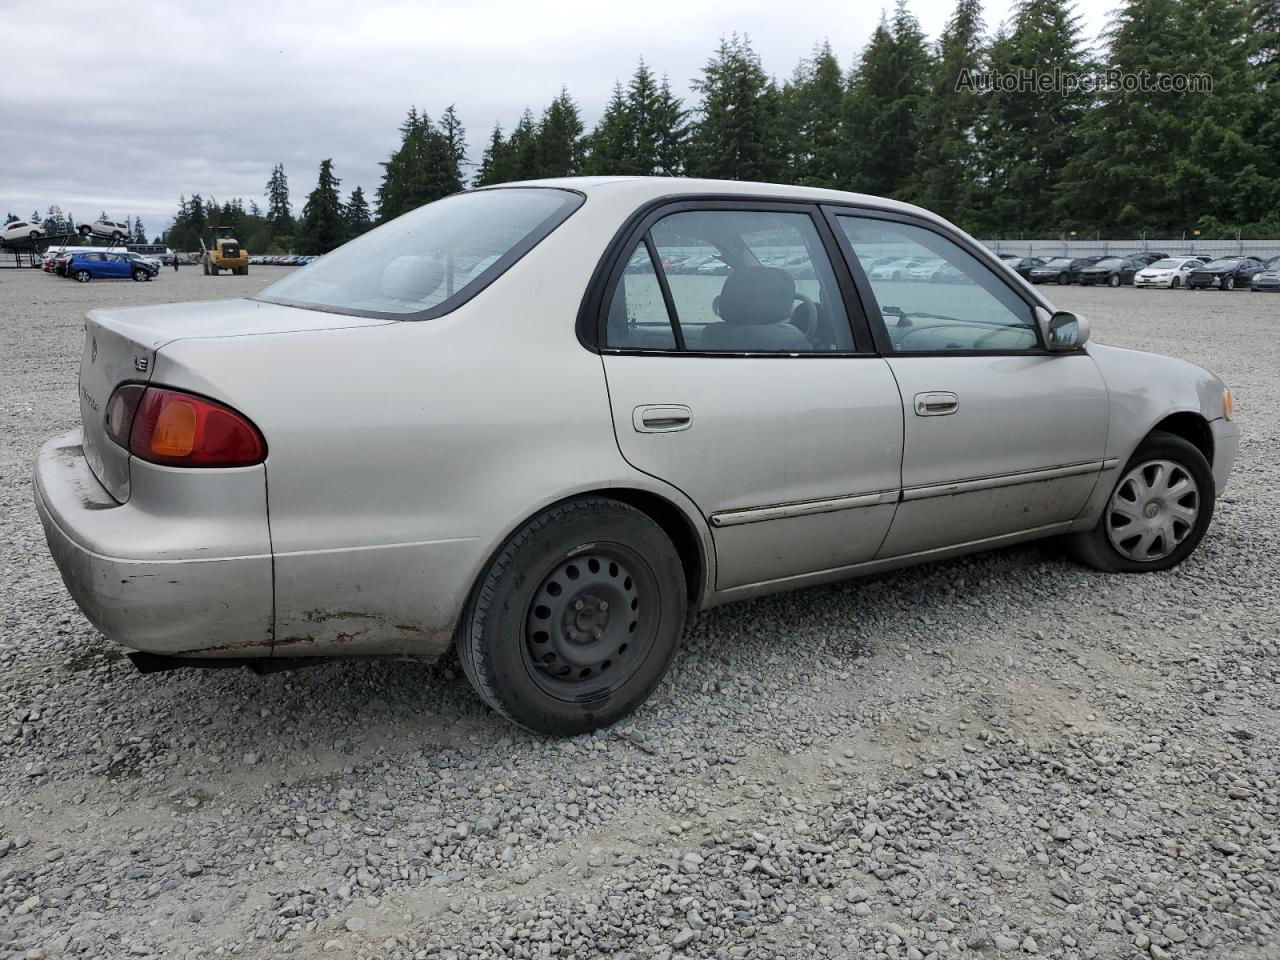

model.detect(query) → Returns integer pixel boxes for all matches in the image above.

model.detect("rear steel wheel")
[523,548,651,701]
[458,497,688,735]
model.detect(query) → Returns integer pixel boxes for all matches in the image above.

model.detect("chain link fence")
[979,238,1280,259]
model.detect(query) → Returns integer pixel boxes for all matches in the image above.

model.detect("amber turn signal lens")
[151,399,197,457]
[1223,388,1233,420]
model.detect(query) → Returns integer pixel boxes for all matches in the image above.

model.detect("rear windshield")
[257,187,582,319]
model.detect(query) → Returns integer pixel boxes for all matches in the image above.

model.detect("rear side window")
[604,208,854,353]
[257,188,582,320]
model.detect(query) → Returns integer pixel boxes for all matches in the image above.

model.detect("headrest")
[382,255,445,303]
[717,267,795,325]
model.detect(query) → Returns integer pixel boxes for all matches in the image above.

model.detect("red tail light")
[104,385,266,467]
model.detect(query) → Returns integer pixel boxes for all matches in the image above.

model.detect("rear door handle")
[914,392,959,416]
[633,404,693,433]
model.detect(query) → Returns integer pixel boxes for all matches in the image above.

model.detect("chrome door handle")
[633,404,693,433]
[914,392,959,416]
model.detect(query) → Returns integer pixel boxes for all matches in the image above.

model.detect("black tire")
[1223,276,1235,291]
[132,268,147,282]
[29,231,39,241]
[457,497,688,735]
[1171,277,1180,288]
[74,269,91,283]
[1058,273,1068,284]
[1065,430,1215,573]
[1108,273,1121,287]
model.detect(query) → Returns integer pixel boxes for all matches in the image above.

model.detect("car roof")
[481,176,947,225]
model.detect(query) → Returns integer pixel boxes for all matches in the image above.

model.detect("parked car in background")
[1003,256,1046,280]
[1077,257,1144,287]
[869,257,922,280]
[1187,256,1267,290]
[1134,257,1204,289]
[79,219,132,241]
[124,251,163,271]
[1028,257,1095,284]
[33,177,1240,735]
[1117,251,1168,265]
[1251,256,1280,292]
[65,251,157,282]
[2,219,45,243]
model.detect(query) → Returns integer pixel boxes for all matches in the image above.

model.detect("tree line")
[30,0,1274,254]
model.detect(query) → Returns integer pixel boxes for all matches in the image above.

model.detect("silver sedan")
[34,178,1240,734]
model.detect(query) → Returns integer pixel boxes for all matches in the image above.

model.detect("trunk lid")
[79,298,391,502]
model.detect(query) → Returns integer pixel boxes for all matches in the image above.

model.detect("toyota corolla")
[34,178,1240,735]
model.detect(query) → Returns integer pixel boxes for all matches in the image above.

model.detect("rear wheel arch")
[592,487,709,608]
[464,488,710,623]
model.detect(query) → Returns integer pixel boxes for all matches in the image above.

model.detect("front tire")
[74,269,91,283]
[457,497,688,736]
[1171,277,1180,288]
[1108,273,1121,287]
[1066,431,1215,573]
[1223,276,1235,291]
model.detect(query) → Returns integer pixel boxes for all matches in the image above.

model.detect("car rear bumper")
[33,430,274,657]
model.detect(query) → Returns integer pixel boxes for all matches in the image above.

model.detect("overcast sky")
[4,0,1115,233]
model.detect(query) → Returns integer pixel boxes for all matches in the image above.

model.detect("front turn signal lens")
[1223,388,1233,420]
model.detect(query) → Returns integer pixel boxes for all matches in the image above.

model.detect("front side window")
[605,209,854,353]
[258,188,582,319]
[837,216,1039,353]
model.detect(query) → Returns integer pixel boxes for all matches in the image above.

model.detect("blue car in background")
[66,251,158,283]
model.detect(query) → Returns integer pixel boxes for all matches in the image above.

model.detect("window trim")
[255,185,584,322]
[821,204,1052,357]
[583,197,877,358]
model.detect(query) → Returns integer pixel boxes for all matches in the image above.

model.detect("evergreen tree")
[133,216,147,243]
[902,0,985,225]
[3,213,15,223]
[344,185,373,238]
[780,42,846,187]
[973,0,1091,234]
[265,164,293,234]
[506,109,542,180]
[475,123,513,186]
[300,159,346,253]
[845,2,931,198]
[628,62,689,174]
[536,88,586,177]
[584,82,632,174]
[376,108,466,220]
[688,34,784,181]
[439,105,469,180]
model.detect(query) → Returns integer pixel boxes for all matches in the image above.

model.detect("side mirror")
[1042,310,1090,351]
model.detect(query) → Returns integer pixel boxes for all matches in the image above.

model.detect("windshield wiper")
[880,305,965,328]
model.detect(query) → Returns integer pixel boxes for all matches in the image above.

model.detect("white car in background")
[1134,257,1203,289]
[869,257,922,280]
[1,219,44,243]
[79,219,131,240]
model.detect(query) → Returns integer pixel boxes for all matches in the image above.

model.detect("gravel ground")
[1,266,1278,960]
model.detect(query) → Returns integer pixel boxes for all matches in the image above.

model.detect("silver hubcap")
[1105,459,1199,562]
